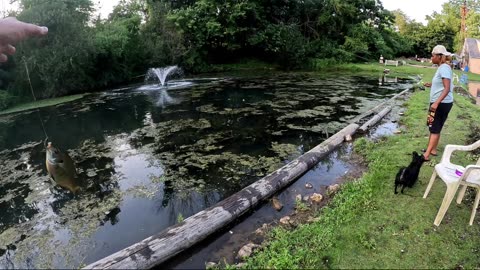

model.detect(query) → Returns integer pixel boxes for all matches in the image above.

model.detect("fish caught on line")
[45,140,81,194]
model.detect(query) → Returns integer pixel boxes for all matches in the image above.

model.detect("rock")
[237,243,260,259]
[271,197,283,211]
[279,216,291,225]
[327,184,340,195]
[345,134,353,142]
[394,130,402,134]
[310,193,323,203]
[205,262,217,269]
[86,170,97,177]
[295,194,302,201]
[235,263,246,268]
[255,223,269,235]
[305,183,313,189]
[303,195,310,202]
[399,112,404,116]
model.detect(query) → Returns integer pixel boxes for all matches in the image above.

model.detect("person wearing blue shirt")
[422,45,454,161]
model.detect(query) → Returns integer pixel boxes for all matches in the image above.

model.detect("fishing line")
[22,56,49,141]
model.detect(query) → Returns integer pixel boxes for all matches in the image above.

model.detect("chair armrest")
[464,165,480,176]
[441,140,480,164]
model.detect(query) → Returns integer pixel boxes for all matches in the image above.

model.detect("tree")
[93,0,145,86]
[168,0,260,70]
[12,0,96,98]
[140,0,186,67]
[466,12,480,38]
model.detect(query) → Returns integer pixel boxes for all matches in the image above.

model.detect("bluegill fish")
[45,142,81,194]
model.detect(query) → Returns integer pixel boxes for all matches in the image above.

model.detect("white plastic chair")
[453,73,459,84]
[423,140,480,226]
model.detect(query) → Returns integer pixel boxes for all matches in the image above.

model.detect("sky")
[381,0,448,24]
[1,0,448,24]
[0,0,119,19]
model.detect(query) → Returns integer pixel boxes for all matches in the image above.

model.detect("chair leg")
[423,170,437,199]
[434,184,457,226]
[469,188,480,226]
[456,184,468,204]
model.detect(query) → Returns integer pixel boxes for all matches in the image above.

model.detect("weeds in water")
[177,213,184,223]
[295,198,309,212]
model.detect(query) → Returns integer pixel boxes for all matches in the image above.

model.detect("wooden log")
[389,87,412,101]
[358,106,392,133]
[83,123,359,270]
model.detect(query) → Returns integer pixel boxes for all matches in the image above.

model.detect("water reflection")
[0,74,413,268]
[378,75,398,86]
[156,89,178,108]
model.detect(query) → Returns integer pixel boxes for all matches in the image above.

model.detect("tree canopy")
[0,0,473,109]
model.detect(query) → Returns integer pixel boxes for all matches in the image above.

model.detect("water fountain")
[146,66,182,86]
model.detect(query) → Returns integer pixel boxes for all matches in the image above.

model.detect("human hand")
[430,102,439,112]
[0,17,48,62]
[423,82,432,87]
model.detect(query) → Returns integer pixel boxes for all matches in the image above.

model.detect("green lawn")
[318,62,480,83]
[245,67,480,269]
[0,94,88,116]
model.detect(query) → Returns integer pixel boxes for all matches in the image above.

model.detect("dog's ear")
[412,151,419,156]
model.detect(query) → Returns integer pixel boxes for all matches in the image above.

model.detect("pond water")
[0,73,413,268]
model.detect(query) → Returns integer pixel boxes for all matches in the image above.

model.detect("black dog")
[394,151,426,194]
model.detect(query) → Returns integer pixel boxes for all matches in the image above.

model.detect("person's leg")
[424,133,440,160]
[423,102,452,160]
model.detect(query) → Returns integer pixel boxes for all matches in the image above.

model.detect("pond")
[0,73,413,268]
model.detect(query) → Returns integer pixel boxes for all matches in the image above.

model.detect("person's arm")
[431,78,451,111]
[0,17,48,62]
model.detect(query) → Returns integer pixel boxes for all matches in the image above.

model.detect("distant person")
[0,17,48,62]
[422,45,454,161]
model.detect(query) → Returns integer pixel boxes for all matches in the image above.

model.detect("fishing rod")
[22,56,49,143]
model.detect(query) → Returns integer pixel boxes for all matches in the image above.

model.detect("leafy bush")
[250,23,307,69]
[0,90,16,111]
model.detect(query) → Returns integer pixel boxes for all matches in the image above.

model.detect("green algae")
[271,142,301,160]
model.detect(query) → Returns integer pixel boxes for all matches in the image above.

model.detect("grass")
[0,94,88,115]
[245,69,480,268]
[318,62,480,83]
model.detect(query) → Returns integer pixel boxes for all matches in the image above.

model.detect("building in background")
[461,38,480,75]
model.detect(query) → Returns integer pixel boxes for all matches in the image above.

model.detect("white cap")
[432,45,452,56]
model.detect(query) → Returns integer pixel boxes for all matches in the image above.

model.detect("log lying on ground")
[83,123,359,270]
[358,106,392,133]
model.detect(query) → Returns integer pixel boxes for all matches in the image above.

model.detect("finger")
[0,44,15,55]
[0,54,8,62]
[4,44,15,55]
[23,23,48,37]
